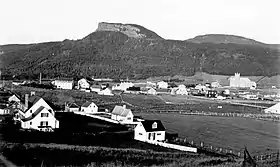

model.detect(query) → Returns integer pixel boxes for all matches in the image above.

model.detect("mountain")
[187,34,279,49]
[0,22,279,80]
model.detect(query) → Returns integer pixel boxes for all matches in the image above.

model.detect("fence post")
[191,140,194,145]
[219,148,223,153]
[238,152,241,157]
[210,145,213,151]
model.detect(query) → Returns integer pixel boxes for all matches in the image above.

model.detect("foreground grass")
[0,142,242,167]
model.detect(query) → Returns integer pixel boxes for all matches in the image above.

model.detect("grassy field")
[0,142,242,167]
[136,113,280,154]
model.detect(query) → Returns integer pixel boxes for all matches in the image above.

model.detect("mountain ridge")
[0,22,279,80]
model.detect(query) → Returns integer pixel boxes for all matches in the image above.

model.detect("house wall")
[24,98,52,118]
[134,123,147,141]
[78,79,90,89]
[146,131,165,141]
[81,103,98,113]
[21,108,59,131]
[54,81,73,90]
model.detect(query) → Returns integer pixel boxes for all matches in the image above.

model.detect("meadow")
[136,112,280,154]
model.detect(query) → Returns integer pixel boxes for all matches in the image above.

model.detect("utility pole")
[39,73,42,84]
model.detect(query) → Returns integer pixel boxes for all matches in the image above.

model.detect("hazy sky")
[1,0,279,45]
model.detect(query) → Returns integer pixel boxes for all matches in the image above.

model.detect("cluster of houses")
[0,89,167,142]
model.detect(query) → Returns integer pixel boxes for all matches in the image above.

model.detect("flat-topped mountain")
[96,22,163,39]
[0,22,279,80]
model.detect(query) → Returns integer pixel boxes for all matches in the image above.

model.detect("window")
[40,121,48,126]
[127,117,131,120]
[30,122,32,125]
[157,133,161,135]
[41,113,49,117]
[139,133,143,135]
[30,110,32,113]
[152,122,157,129]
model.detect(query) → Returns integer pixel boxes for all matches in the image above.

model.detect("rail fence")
[169,137,243,158]
[253,151,280,167]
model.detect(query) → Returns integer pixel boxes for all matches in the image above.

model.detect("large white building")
[52,79,74,90]
[112,82,134,91]
[157,81,168,89]
[229,73,256,89]
[264,102,280,114]
[134,120,166,142]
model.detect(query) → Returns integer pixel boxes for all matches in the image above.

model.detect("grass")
[0,142,241,167]
[136,112,280,154]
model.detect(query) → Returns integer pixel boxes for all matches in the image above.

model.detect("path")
[0,154,17,167]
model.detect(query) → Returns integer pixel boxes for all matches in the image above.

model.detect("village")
[0,72,280,155]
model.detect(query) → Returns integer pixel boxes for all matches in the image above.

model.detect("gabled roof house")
[111,105,133,124]
[134,120,166,142]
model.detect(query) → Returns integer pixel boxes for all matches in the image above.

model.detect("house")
[111,105,133,124]
[157,81,168,89]
[264,102,280,114]
[77,78,90,90]
[134,120,165,142]
[98,88,114,96]
[112,82,134,91]
[65,102,79,112]
[52,78,74,90]
[16,95,59,131]
[206,90,218,98]
[20,106,59,132]
[176,84,188,95]
[147,88,157,95]
[81,102,98,113]
[8,94,21,103]
[0,104,9,115]
[211,81,221,88]
[229,73,256,89]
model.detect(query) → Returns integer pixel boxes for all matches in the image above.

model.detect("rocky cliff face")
[96,22,163,39]
[96,22,146,38]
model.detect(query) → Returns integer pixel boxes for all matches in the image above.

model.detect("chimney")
[25,94,29,109]
[123,105,126,109]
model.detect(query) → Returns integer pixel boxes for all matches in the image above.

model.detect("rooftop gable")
[141,120,165,132]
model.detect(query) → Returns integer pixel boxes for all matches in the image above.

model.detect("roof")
[111,105,132,117]
[22,106,52,122]
[81,101,94,108]
[67,102,79,108]
[264,102,280,113]
[141,120,165,132]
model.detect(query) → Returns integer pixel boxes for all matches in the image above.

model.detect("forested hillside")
[0,22,279,80]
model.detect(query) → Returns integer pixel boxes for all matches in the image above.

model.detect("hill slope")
[0,22,279,80]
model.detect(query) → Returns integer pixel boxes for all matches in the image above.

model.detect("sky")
[0,0,280,45]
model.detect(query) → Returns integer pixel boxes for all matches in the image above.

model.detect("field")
[136,112,280,154]
[0,142,242,167]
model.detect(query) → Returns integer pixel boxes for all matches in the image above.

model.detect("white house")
[20,106,59,132]
[229,73,256,89]
[0,104,9,115]
[8,94,21,102]
[147,88,157,95]
[16,96,59,131]
[176,84,188,95]
[112,82,134,91]
[77,78,90,90]
[134,120,166,142]
[211,81,221,88]
[81,102,98,113]
[52,79,74,90]
[98,88,114,96]
[157,81,168,89]
[264,102,280,114]
[65,102,80,112]
[111,105,133,124]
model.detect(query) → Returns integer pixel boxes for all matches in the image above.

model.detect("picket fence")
[135,139,197,153]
